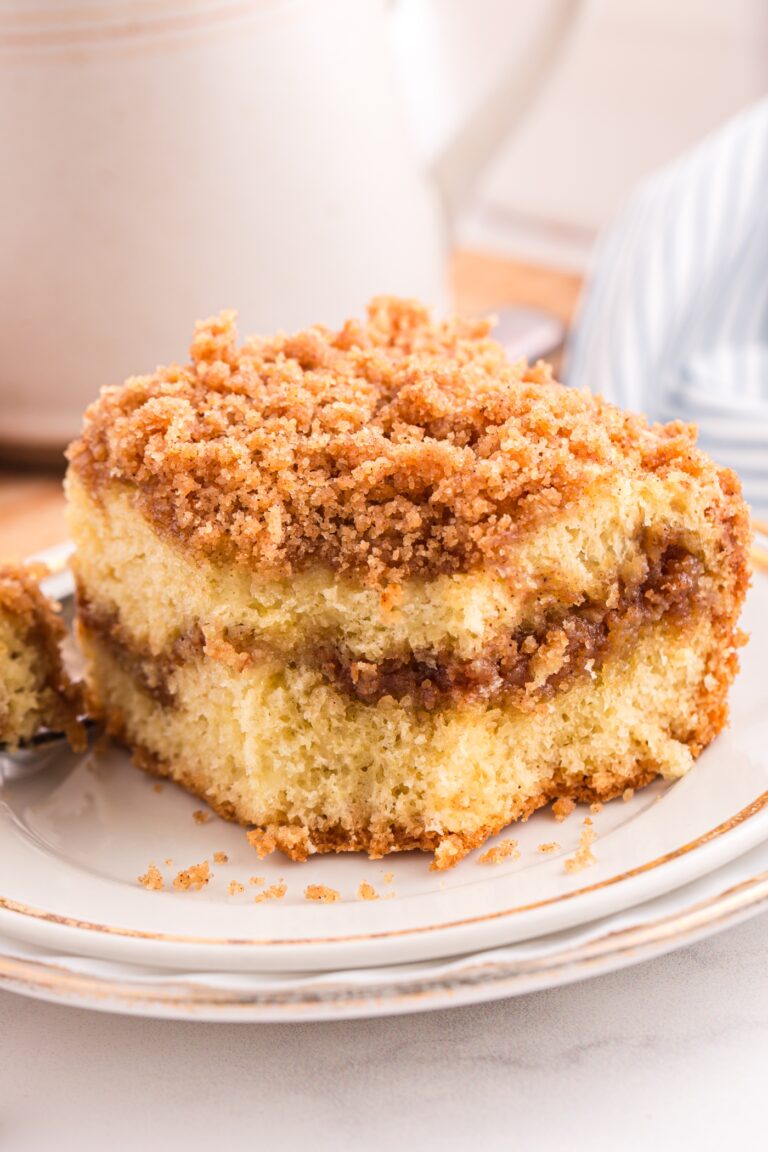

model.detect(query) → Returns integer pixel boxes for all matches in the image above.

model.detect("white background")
[3,909,768,1151]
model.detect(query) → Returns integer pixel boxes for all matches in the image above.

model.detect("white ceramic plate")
[1,555,767,975]
[2,835,768,1022]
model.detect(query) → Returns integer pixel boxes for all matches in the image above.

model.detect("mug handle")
[428,0,583,226]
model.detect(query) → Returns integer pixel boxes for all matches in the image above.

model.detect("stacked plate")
[2,547,768,1022]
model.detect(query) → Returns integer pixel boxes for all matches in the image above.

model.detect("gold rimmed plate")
[0,549,767,975]
[2,837,768,1021]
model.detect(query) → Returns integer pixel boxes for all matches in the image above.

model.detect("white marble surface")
[2,911,768,1151]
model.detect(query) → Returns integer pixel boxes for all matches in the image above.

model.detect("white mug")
[0,0,578,452]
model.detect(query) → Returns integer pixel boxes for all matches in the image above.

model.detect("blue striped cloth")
[567,98,768,515]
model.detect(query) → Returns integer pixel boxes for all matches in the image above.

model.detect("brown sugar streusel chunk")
[254,881,287,903]
[138,863,164,891]
[213,851,229,864]
[538,841,560,854]
[173,860,211,890]
[357,881,379,901]
[552,797,576,823]
[305,884,341,904]
[228,880,245,896]
[564,819,597,874]
[192,809,211,825]
[478,838,520,865]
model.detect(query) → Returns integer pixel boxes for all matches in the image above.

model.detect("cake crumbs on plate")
[213,851,229,864]
[192,809,211,825]
[152,782,164,794]
[164,857,173,867]
[552,797,576,823]
[173,860,211,890]
[478,838,520,865]
[254,881,287,903]
[538,841,560,854]
[564,818,597,874]
[383,872,394,884]
[137,863,164,891]
[228,880,245,896]
[246,828,276,858]
[622,788,635,802]
[249,875,265,886]
[304,884,341,904]
[357,880,379,901]
[383,890,396,899]
[590,801,604,815]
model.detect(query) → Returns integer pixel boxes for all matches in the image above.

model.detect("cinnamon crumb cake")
[65,298,750,868]
[0,564,84,749]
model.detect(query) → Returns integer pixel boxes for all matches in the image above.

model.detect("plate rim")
[3,788,768,951]
[3,864,768,1022]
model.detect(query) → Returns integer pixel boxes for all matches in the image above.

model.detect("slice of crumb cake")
[0,563,84,749]
[65,298,750,868]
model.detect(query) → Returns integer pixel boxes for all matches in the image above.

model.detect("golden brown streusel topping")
[564,819,597,874]
[478,838,520,865]
[173,860,210,890]
[192,809,211,825]
[537,841,560,854]
[357,881,379,901]
[228,880,245,896]
[67,298,730,588]
[213,851,229,864]
[138,863,164,891]
[305,884,341,904]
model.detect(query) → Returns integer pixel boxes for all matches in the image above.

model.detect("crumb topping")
[304,884,341,903]
[249,875,265,886]
[357,880,379,901]
[254,881,287,903]
[478,838,520,865]
[67,297,726,588]
[564,818,597,873]
[192,809,211,825]
[172,860,211,890]
[213,851,229,864]
[228,880,245,895]
[138,863,164,891]
[538,841,560,854]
